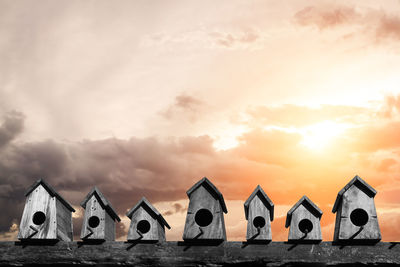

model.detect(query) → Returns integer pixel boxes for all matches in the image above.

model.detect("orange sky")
[0,0,400,241]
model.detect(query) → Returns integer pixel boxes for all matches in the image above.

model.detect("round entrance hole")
[350,208,369,226]
[88,216,100,228]
[253,216,266,228]
[137,220,151,234]
[32,211,46,225]
[298,219,313,234]
[195,209,213,227]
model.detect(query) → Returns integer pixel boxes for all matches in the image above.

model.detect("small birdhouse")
[183,177,227,241]
[285,195,322,242]
[332,175,381,243]
[80,187,121,241]
[126,197,171,242]
[244,185,274,242]
[18,179,75,241]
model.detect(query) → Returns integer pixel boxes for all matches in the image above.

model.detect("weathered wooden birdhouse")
[332,175,381,243]
[285,195,322,242]
[80,187,121,241]
[183,177,227,241]
[18,179,75,241]
[244,185,274,242]
[126,197,171,242]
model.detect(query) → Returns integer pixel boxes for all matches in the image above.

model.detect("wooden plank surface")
[1,241,400,266]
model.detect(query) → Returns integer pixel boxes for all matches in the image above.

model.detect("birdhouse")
[80,187,121,241]
[244,185,274,242]
[183,177,227,241]
[285,196,322,242]
[332,175,381,243]
[126,197,171,242]
[18,179,75,241]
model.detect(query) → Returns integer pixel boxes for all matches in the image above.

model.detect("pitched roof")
[332,175,377,213]
[186,177,227,213]
[285,195,322,228]
[126,197,171,229]
[244,185,274,221]
[81,187,121,222]
[25,179,75,212]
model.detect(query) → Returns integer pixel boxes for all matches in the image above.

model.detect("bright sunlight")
[300,121,349,150]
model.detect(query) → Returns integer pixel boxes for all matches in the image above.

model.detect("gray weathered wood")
[333,176,381,242]
[183,179,227,241]
[127,197,170,242]
[246,193,272,241]
[286,196,322,242]
[80,187,120,241]
[18,181,74,241]
[55,198,73,241]
[18,184,57,240]
[1,241,400,266]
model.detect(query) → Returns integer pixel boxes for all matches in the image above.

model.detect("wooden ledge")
[1,241,400,266]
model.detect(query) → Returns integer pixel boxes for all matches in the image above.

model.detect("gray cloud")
[162,203,187,216]
[160,93,204,122]
[0,111,25,148]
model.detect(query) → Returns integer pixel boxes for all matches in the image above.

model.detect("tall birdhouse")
[126,197,171,242]
[244,185,274,242]
[183,177,227,241]
[80,187,121,241]
[18,179,75,241]
[332,175,381,243]
[285,196,322,242]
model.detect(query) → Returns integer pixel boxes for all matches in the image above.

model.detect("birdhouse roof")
[332,175,377,213]
[126,197,171,229]
[244,185,274,221]
[186,177,227,213]
[81,187,121,222]
[285,195,322,228]
[25,179,75,212]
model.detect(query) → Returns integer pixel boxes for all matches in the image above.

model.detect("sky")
[1,0,400,241]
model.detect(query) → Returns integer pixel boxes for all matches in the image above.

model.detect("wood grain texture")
[183,185,226,241]
[104,210,116,241]
[55,199,73,241]
[288,204,322,241]
[334,184,381,241]
[18,185,57,240]
[80,195,106,240]
[1,241,400,266]
[246,195,272,241]
[127,205,163,241]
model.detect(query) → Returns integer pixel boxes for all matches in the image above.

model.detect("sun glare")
[300,121,348,150]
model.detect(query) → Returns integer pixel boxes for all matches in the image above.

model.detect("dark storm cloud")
[0,111,25,148]
[0,112,219,234]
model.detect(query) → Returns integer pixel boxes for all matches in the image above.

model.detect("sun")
[300,121,348,150]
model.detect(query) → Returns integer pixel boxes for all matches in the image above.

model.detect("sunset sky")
[1,0,400,241]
